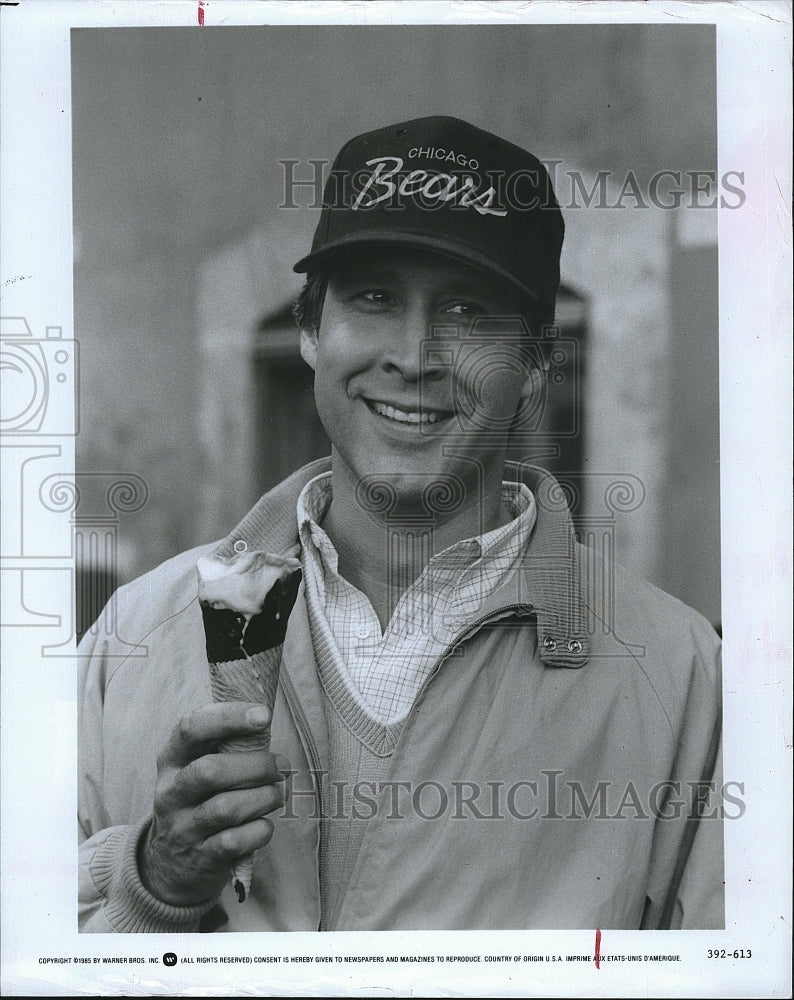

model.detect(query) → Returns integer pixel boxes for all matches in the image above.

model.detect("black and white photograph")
[1,1,790,996]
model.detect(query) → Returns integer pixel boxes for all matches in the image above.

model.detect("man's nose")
[379,304,446,382]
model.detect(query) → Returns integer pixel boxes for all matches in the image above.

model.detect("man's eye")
[441,302,478,318]
[353,290,395,309]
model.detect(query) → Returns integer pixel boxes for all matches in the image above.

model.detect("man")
[78,116,723,932]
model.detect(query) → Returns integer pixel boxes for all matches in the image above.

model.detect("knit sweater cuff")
[91,817,217,933]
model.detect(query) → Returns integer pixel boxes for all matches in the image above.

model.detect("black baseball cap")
[293,115,564,323]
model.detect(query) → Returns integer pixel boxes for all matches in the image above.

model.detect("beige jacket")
[78,460,724,932]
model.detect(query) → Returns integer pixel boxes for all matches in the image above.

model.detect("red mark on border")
[198,1,205,25]
[594,928,602,969]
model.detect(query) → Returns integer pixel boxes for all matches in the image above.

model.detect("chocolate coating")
[243,568,302,655]
[200,567,302,662]
[201,606,248,662]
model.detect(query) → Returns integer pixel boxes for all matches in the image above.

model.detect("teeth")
[371,401,441,424]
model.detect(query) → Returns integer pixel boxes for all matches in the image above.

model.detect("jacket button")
[543,636,557,651]
[567,638,583,654]
[233,539,248,553]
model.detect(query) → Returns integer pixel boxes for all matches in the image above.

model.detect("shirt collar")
[213,457,591,669]
[296,471,536,581]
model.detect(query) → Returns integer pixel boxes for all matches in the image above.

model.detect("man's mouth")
[365,399,453,426]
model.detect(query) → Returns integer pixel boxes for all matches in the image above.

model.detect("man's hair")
[292,266,550,371]
[293,270,328,335]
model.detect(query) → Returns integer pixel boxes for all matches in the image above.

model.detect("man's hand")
[138,702,288,906]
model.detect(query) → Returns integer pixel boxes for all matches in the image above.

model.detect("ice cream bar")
[197,545,302,902]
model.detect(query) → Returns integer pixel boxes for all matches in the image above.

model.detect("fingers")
[142,758,287,906]
[158,702,272,770]
[169,748,286,802]
[142,703,293,907]
[201,817,276,867]
[191,782,286,837]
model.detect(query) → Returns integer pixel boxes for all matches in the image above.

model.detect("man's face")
[300,245,539,511]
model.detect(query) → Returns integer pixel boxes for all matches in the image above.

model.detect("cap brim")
[293,229,545,309]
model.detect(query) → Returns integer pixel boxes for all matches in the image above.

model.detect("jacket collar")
[503,461,590,668]
[215,458,590,669]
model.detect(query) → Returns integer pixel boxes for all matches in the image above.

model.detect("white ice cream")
[197,549,301,616]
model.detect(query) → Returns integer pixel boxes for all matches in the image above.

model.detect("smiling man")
[78,116,724,932]
[296,244,540,629]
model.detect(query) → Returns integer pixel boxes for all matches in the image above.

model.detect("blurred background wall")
[72,23,720,630]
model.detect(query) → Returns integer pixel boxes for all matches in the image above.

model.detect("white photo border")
[1,1,791,997]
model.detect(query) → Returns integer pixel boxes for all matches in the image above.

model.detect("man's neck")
[320,460,508,628]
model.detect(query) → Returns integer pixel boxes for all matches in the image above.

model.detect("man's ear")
[300,327,318,370]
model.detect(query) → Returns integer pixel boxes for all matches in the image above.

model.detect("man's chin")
[353,469,469,521]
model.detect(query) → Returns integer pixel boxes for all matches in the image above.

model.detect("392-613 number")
[707,949,752,959]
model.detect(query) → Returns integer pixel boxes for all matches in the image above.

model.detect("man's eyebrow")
[333,268,496,298]
[332,267,402,285]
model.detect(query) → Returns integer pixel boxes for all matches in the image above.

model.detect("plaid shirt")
[297,473,536,725]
